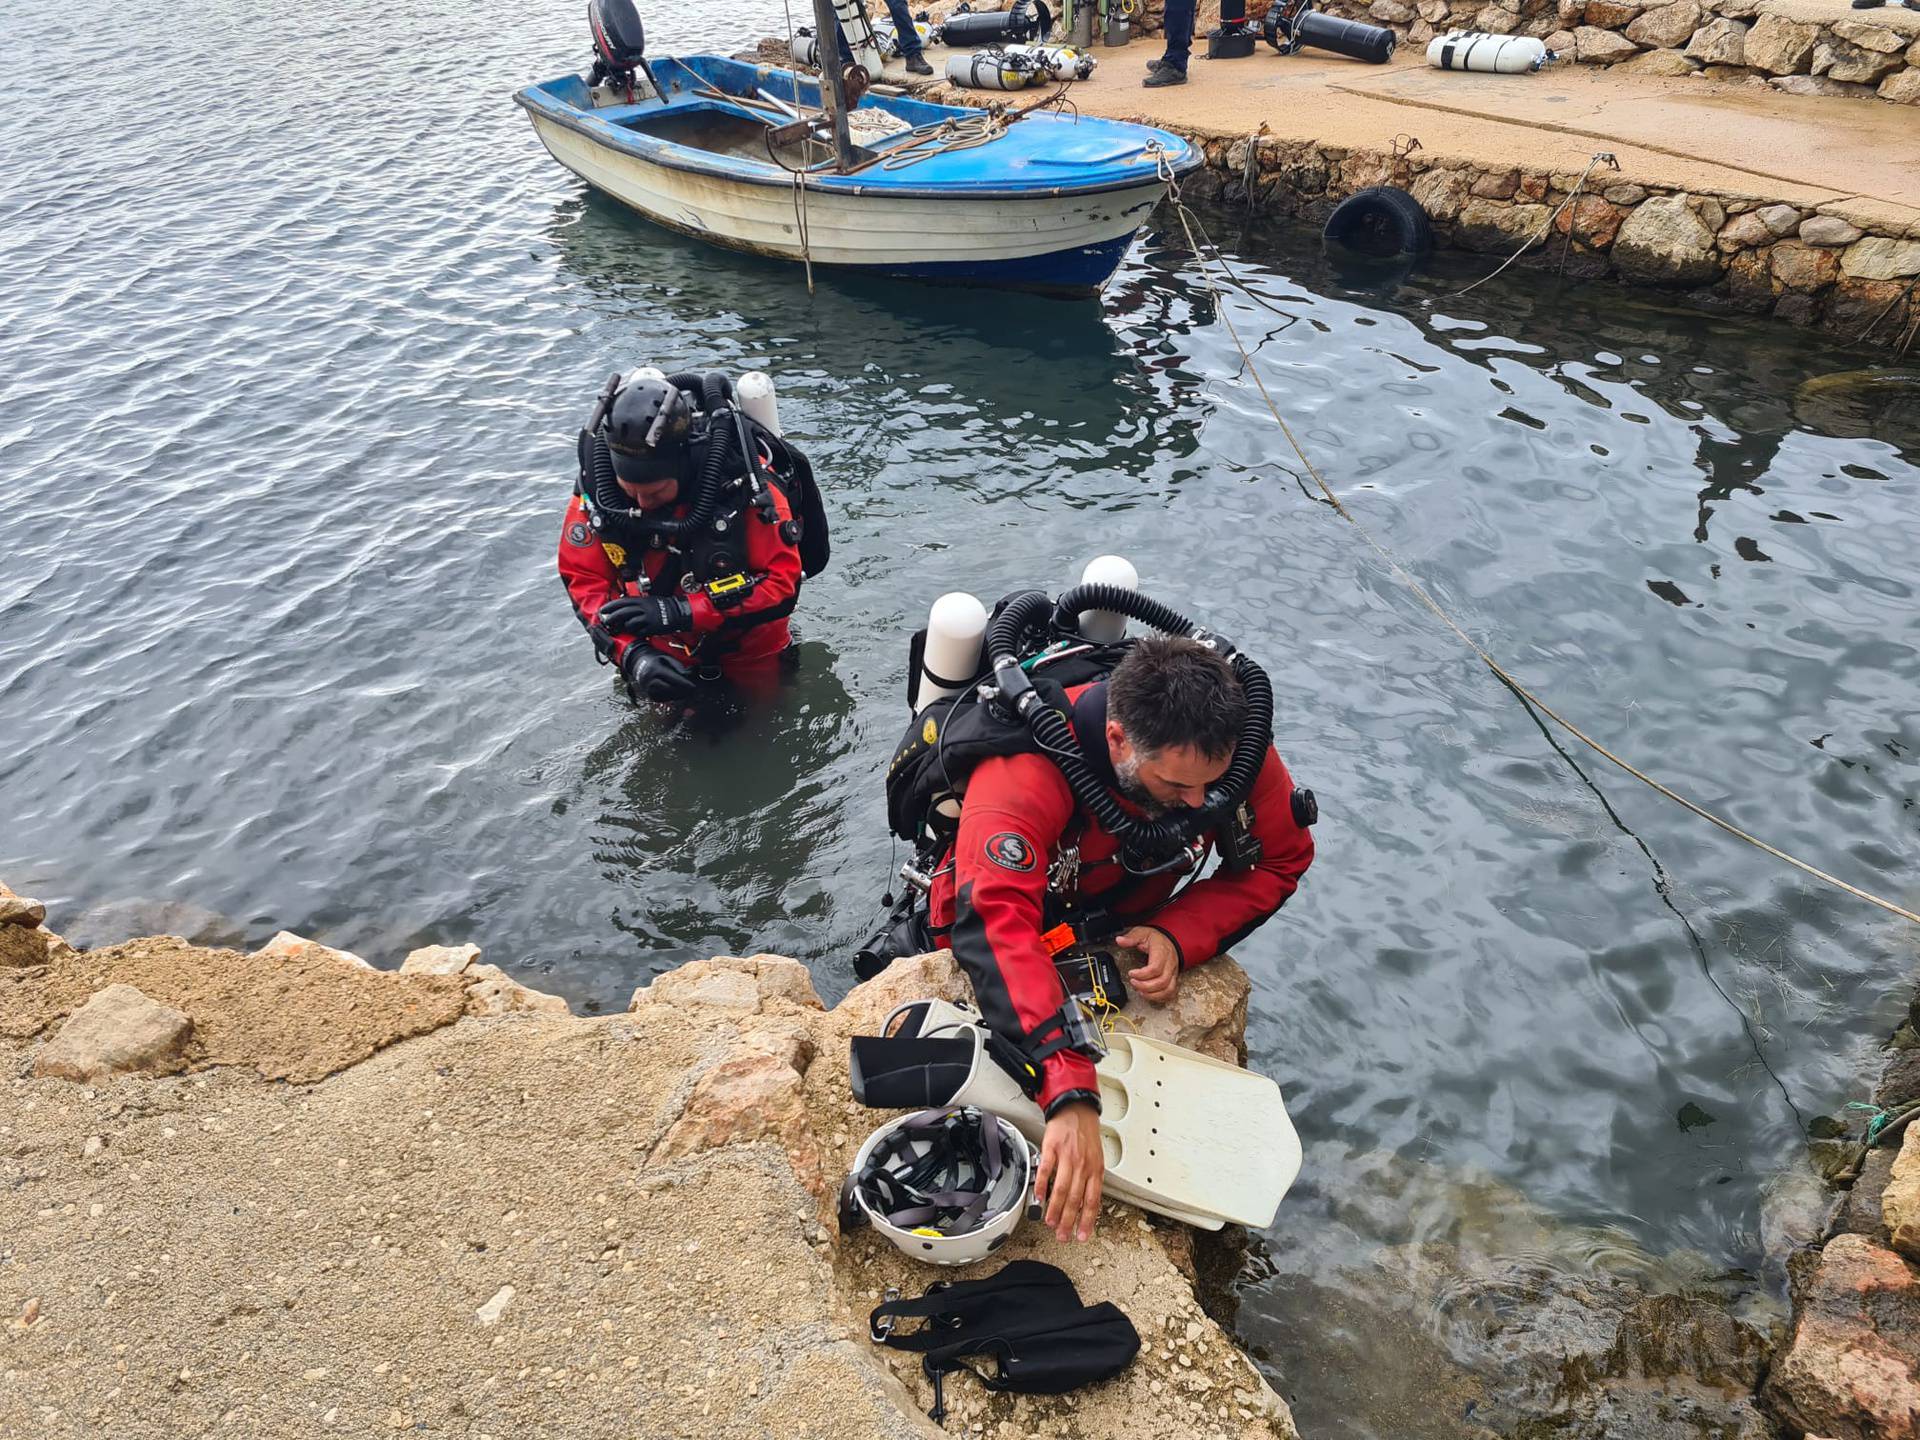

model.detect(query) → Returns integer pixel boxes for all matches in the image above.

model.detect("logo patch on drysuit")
[984,832,1036,872]
[566,521,592,547]
[602,541,627,568]
[922,717,938,746]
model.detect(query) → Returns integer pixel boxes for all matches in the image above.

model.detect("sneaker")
[1142,64,1188,86]
[904,54,934,75]
[1145,56,1174,72]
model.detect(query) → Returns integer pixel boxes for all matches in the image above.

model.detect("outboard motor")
[588,0,660,97]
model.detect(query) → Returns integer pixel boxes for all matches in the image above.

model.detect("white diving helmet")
[841,1106,1038,1266]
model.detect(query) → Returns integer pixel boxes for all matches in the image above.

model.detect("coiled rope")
[1147,145,1920,929]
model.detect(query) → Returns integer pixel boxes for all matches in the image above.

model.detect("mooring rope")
[1147,145,1920,929]
[1453,150,1619,298]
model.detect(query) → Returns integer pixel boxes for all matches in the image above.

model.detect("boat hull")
[526,109,1166,296]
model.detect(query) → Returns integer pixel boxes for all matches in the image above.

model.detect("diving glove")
[598,594,693,638]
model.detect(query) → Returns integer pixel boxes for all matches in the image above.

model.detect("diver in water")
[863,589,1316,1241]
[558,368,827,705]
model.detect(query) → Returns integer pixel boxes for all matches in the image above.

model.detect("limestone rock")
[834,950,972,1034]
[1604,182,1649,204]
[1886,1125,1920,1261]
[1470,167,1519,200]
[1684,17,1747,64]
[1843,237,1920,281]
[1910,34,1920,66]
[629,953,825,1015]
[1611,194,1722,283]
[1742,12,1818,73]
[1769,241,1840,293]
[1881,69,1920,104]
[1553,193,1627,248]
[1815,37,1901,84]
[1473,5,1522,32]
[463,963,569,1017]
[1371,0,1415,20]
[1717,210,1773,250]
[1410,166,1470,222]
[1800,215,1864,247]
[652,1050,826,1208]
[1454,199,1554,251]
[1417,0,1450,18]
[1775,291,1816,326]
[1583,0,1642,26]
[1114,952,1253,1064]
[1625,0,1699,48]
[257,931,374,972]
[0,882,48,929]
[33,984,193,1082]
[1689,194,1725,232]
[398,943,481,977]
[1765,1234,1920,1440]
[1574,24,1641,59]
[1756,202,1802,236]
[1622,44,1699,70]
[1558,0,1583,20]
[1409,18,1438,44]
[1710,0,1758,17]
[1830,19,1907,52]
[1772,72,1874,96]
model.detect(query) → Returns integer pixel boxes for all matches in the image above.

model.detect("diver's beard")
[1113,754,1171,819]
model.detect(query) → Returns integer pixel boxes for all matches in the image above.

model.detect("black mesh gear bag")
[867,1260,1140,1424]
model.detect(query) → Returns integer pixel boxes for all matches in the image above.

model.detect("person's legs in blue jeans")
[882,0,935,72]
[1159,0,1195,71]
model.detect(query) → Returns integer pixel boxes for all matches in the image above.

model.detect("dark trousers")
[1160,0,1195,68]
[837,0,926,60]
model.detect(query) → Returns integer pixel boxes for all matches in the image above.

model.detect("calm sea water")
[5,1,1918,1431]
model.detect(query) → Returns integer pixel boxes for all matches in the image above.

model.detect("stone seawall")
[1169,130,1920,349]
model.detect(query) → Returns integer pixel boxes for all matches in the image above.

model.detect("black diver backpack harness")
[572,369,830,667]
[856,583,1316,979]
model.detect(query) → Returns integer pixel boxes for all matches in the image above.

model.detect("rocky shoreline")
[12,870,1920,1437]
[0,879,1296,1440]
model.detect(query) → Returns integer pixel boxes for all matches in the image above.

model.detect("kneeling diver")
[861,582,1317,1241]
[558,367,828,703]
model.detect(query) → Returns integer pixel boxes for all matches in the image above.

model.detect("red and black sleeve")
[950,756,1099,1115]
[1149,748,1314,968]
[556,497,635,664]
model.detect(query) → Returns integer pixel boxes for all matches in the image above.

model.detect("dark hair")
[1107,636,1246,761]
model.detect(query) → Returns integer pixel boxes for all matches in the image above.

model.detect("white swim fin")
[883,998,1303,1231]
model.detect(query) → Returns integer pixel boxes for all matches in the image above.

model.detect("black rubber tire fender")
[1323,185,1434,259]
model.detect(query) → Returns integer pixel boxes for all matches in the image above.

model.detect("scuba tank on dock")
[1425,31,1557,71]
[1263,0,1396,62]
[945,48,1043,87]
[1002,41,1097,77]
[937,0,1054,46]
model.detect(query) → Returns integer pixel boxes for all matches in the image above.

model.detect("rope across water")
[1147,144,1920,929]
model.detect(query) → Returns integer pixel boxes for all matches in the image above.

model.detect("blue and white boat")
[514,48,1200,296]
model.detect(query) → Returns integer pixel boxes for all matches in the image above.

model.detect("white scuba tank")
[736,371,781,435]
[1001,41,1097,78]
[834,0,887,73]
[1077,554,1137,644]
[914,592,989,712]
[874,18,935,56]
[1425,30,1555,72]
[945,50,1038,88]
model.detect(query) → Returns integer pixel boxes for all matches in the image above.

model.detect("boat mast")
[807,0,859,173]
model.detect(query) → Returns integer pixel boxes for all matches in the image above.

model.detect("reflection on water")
[4,3,1920,1434]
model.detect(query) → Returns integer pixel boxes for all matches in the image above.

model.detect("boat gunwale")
[512,63,1201,203]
